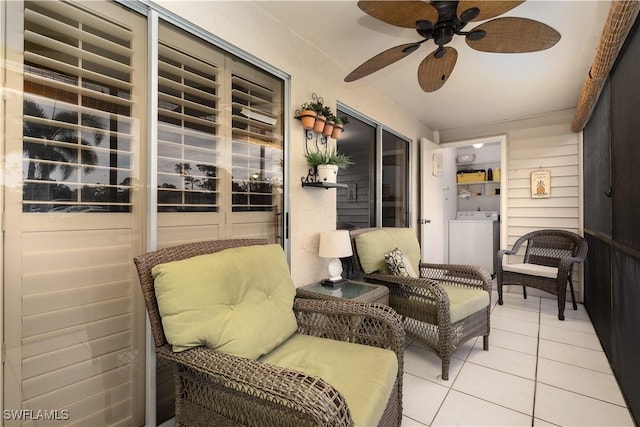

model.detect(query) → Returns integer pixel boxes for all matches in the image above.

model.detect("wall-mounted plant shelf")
[301,181,348,189]
[296,93,352,188]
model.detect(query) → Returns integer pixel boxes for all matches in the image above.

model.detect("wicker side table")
[297,279,389,305]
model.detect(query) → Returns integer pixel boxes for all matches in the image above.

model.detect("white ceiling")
[255,1,612,131]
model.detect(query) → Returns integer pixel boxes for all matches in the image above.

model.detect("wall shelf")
[457,180,499,185]
[301,181,348,190]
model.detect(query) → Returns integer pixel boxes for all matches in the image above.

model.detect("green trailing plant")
[305,147,353,169]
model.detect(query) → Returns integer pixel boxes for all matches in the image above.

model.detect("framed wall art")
[531,169,551,198]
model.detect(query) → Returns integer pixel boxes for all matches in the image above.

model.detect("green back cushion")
[152,244,297,358]
[356,228,421,274]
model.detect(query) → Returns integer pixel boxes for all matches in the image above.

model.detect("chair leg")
[483,335,489,351]
[522,285,528,299]
[497,282,504,305]
[568,277,578,310]
[557,293,566,321]
[441,360,450,381]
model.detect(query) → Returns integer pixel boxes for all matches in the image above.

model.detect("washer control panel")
[455,211,499,221]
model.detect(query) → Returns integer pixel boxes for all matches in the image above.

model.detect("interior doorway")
[420,135,507,265]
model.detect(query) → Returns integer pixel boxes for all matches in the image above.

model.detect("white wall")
[155,1,434,285]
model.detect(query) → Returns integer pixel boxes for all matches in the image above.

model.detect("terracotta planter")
[299,109,317,130]
[331,124,344,139]
[313,114,326,133]
[317,164,339,183]
[322,120,335,137]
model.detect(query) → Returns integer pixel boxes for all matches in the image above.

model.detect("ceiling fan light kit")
[345,0,561,92]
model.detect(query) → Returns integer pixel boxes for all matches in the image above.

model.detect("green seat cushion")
[260,333,398,427]
[441,283,490,323]
[152,244,297,358]
[356,228,421,274]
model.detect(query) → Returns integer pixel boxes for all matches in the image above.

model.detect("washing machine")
[448,211,500,275]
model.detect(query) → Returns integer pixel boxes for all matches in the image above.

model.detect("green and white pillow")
[384,247,418,278]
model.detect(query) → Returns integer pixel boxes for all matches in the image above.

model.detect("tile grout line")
[427,336,473,426]
[531,296,542,427]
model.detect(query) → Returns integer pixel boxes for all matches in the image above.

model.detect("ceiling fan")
[345,1,561,92]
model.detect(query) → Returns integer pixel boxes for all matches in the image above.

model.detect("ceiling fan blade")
[358,1,439,28]
[345,43,421,82]
[417,47,458,92]
[457,1,525,22]
[466,17,561,53]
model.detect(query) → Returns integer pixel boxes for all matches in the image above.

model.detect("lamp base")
[321,278,347,287]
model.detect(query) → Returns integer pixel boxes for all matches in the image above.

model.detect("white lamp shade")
[318,230,353,258]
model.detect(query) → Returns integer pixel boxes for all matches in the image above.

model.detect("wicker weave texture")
[496,229,588,320]
[134,239,404,426]
[349,228,492,380]
[572,1,640,132]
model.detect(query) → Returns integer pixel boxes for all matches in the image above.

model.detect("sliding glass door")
[336,108,410,229]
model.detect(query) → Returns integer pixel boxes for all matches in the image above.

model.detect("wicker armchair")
[496,229,588,320]
[134,239,404,427]
[350,228,492,381]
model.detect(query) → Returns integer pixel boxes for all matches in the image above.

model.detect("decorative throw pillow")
[152,244,297,359]
[384,247,418,278]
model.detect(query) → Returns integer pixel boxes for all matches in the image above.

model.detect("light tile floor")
[401,292,635,427]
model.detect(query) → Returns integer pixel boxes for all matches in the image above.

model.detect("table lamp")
[318,230,353,286]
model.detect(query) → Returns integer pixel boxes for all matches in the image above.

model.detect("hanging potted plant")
[331,115,348,139]
[312,102,326,133]
[298,102,317,130]
[322,109,335,137]
[304,147,353,183]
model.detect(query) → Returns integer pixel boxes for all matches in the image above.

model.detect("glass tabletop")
[303,280,377,300]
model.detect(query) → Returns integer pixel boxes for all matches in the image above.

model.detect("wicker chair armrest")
[293,298,405,356]
[497,248,517,259]
[555,255,586,281]
[363,272,449,304]
[418,263,492,292]
[157,345,353,427]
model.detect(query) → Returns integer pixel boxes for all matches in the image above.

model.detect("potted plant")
[331,115,348,139]
[322,109,335,137]
[304,147,353,183]
[298,102,317,130]
[308,101,326,133]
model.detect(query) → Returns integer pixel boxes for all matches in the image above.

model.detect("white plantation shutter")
[4,1,146,425]
[156,21,284,249]
[157,33,222,213]
[22,0,135,213]
[231,74,283,213]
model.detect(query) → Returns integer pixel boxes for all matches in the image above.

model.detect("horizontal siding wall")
[505,123,584,299]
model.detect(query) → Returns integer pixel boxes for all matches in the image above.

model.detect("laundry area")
[447,142,501,276]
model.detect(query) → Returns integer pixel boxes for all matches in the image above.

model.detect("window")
[336,108,410,228]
